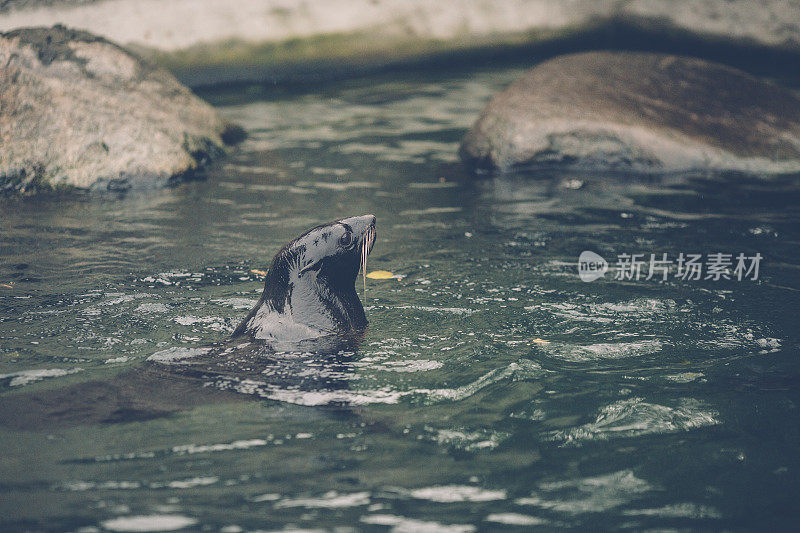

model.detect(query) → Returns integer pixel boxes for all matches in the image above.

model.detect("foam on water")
[79,439,270,464]
[485,513,548,526]
[235,384,406,406]
[134,303,170,314]
[58,476,218,491]
[379,360,443,372]
[274,491,371,509]
[200,358,543,408]
[423,427,510,451]
[211,298,258,309]
[0,367,82,387]
[407,485,507,503]
[549,398,720,445]
[416,360,545,403]
[173,315,230,332]
[539,340,664,362]
[100,515,198,532]
[390,305,476,315]
[622,503,722,519]
[146,347,212,364]
[360,514,476,533]
[516,470,651,514]
[664,372,705,383]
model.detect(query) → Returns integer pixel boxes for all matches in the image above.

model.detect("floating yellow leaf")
[366,270,395,279]
[250,269,267,276]
[532,338,550,344]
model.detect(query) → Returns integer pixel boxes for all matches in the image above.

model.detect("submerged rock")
[460,51,800,175]
[0,25,244,193]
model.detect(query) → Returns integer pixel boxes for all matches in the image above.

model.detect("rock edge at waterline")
[0,25,244,194]
[460,51,800,176]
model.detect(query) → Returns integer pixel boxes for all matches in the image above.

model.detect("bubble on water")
[548,398,719,445]
[516,470,651,514]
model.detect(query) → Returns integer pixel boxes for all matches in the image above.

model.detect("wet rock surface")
[460,51,800,175]
[1,1,798,87]
[0,25,243,193]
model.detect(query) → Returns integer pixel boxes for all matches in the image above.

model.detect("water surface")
[1,66,799,531]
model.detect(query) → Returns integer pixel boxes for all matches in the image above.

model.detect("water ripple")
[548,398,720,445]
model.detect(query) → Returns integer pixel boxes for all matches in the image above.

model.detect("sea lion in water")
[233,214,375,344]
[0,215,377,428]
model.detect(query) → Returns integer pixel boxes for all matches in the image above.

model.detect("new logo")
[578,251,608,282]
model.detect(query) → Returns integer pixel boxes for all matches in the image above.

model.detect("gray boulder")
[1,1,798,88]
[460,51,800,175]
[0,25,244,193]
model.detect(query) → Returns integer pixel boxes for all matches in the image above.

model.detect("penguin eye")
[339,232,353,248]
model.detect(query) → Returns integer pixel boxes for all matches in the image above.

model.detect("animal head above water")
[233,215,377,342]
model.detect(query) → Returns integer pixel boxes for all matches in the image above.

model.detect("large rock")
[0,25,243,193]
[460,52,800,175]
[0,1,797,87]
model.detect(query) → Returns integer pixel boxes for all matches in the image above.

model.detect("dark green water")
[1,67,800,532]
